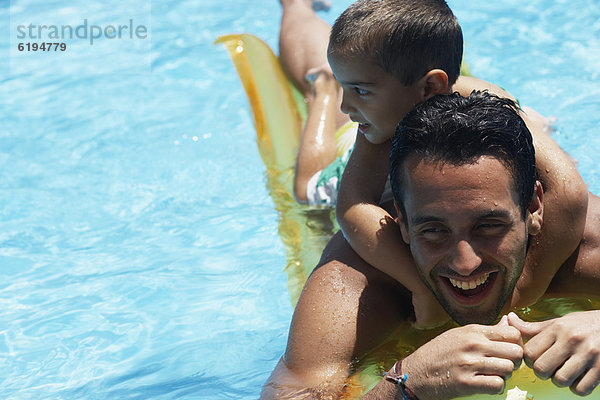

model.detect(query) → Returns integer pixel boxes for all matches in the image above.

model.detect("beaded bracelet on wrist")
[383,360,419,400]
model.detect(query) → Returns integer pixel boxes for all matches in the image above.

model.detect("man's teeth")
[449,273,491,290]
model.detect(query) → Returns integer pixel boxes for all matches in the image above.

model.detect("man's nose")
[449,240,482,276]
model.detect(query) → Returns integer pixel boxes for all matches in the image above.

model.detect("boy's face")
[329,54,423,144]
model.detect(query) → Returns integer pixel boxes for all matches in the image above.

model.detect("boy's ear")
[527,180,544,236]
[394,201,411,244]
[420,69,449,100]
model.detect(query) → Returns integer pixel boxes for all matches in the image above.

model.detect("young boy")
[279,0,588,327]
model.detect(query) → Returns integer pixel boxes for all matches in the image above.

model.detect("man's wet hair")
[390,91,537,219]
[328,0,463,86]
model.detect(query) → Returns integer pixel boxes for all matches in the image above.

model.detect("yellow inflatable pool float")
[216,33,600,400]
[343,297,600,400]
[215,33,355,306]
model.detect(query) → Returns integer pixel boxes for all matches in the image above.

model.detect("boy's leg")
[279,0,350,202]
[279,0,331,99]
[278,0,348,127]
[294,68,341,202]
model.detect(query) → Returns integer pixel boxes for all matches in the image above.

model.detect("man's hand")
[508,311,600,396]
[400,316,523,400]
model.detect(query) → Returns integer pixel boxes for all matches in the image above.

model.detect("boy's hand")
[508,311,600,396]
[411,290,450,329]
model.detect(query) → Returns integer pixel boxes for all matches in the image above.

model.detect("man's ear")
[394,201,411,244]
[527,181,544,236]
[420,69,449,100]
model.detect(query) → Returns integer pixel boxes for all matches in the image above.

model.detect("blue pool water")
[0,0,598,399]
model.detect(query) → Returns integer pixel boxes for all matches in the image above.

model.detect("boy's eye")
[353,87,369,96]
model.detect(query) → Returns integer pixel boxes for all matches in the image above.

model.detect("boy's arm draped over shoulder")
[510,106,588,308]
[335,133,449,327]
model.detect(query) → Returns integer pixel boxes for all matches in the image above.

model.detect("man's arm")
[508,311,600,396]
[261,232,408,399]
[363,317,524,400]
[507,195,600,397]
[260,260,358,399]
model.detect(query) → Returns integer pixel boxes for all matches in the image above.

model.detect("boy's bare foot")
[280,0,330,12]
[311,0,331,12]
[305,63,337,93]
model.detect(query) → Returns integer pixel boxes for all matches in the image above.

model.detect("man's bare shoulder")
[547,193,600,298]
[300,232,413,356]
[262,232,412,398]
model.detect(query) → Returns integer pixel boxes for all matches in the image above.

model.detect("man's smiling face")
[396,155,542,325]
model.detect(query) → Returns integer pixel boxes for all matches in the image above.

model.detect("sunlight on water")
[0,0,598,399]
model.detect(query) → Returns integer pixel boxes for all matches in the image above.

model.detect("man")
[278,0,588,329]
[260,92,600,399]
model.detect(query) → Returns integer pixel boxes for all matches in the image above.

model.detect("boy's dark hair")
[328,0,463,86]
[390,91,537,219]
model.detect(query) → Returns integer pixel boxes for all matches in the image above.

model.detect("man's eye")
[354,87,369,96]
[423,228,444,233]
[420,228,447,239]
[477,223,506,233]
